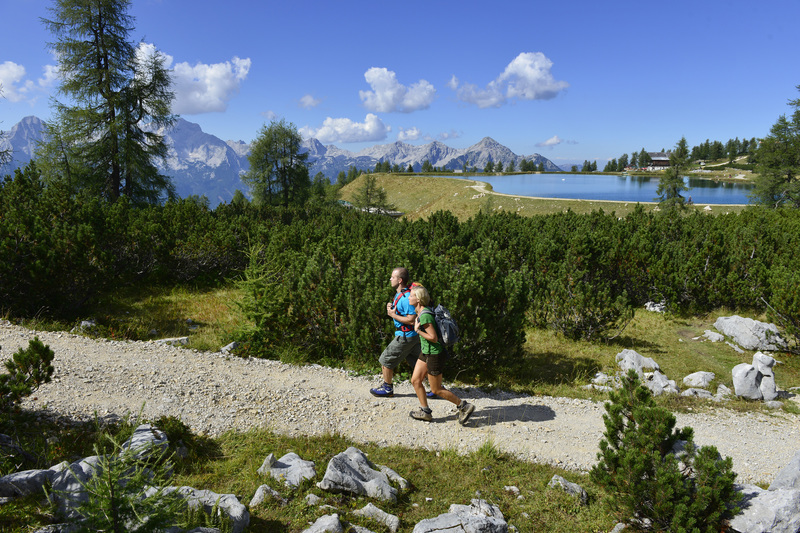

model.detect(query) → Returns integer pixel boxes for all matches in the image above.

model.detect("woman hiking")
[408,284,475,425]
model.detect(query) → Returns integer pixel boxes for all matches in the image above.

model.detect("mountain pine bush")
[0,337,55,411]
[590,370,739,532]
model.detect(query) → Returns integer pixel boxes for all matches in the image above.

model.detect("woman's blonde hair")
[411,284,431,307]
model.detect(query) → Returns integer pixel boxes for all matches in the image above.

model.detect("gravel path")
[3,321,798,486]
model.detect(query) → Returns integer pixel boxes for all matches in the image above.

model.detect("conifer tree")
[244,119,310,207]
[752,86,800,208]
[42,0,175,204]
[591,370,739,531]
[0,84,11,168]
[55,434,186,532]
[656,137,690,210]
[0,337,55,410]
[352,174,394,213]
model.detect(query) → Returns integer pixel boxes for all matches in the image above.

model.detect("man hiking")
[369,267,420,397]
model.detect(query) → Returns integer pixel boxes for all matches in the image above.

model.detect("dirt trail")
[3,321,798,486]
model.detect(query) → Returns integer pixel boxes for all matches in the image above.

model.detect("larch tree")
[751,86,800,208]
[41,0,175,204]
[0,84,11,168]
[656,136,690,210]
[352,174,394,213]
[244,119,310,207]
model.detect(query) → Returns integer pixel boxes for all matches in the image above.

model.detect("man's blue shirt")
[393,291,418,337]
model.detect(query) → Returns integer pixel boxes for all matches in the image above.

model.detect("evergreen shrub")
[591,370,739,532]
[0,337,55,411]
[51,434,187,533]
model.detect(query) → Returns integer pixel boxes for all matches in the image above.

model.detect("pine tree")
[591,370,739,532]
[0,337,55,410]
[0,84,11,168]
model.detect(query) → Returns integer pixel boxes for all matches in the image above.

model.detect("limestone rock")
[733,363,763,400]
[302,514,343,533]
[317,447,398,502]
[352,503,400,533]
[644,370,679,396]
[714,316,786,351]
[616,349,660,378]
[547,474,588,505]
[412,499,508,533]
[259,452,316,488]
[769,450,800,491]
[169,486,249,533]
[683,371,715,388]
[729,484,800,533]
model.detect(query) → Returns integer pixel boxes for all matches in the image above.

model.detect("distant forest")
[573,137,759,173]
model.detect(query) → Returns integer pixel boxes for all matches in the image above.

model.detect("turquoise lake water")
[446,173,754,205]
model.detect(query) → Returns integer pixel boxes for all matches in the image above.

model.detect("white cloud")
[438,129,461,141]
[359,67,435,113]
[39,64,60,88]
[452,80,505,109]
[397,127,421,142]
[450,52,568,108]
[500,52,569,100]
[300,113,389,144]
[0,61,55,104]
[0,61,30,102]
[169,53,251,114]
[299,94,321,109]
[261,110,277,121]
[536,135,562,148]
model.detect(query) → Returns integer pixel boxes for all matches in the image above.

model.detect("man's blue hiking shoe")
[426,390,441,399]
[370,383,394,397]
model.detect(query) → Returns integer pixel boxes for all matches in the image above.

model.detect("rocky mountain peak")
[2,116,561,207]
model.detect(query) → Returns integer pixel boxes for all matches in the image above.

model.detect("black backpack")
[421,304,460,347]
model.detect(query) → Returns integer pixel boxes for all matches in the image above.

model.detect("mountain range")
[1,116,560,207]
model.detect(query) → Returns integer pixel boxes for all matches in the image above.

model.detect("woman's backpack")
[421,304,460,347]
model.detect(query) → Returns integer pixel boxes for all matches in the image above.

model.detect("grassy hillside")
[338,173,748,220]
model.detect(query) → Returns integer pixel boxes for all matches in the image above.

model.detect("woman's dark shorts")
[418,351,445,376]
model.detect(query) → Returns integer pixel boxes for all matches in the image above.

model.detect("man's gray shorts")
[379,335,421,370]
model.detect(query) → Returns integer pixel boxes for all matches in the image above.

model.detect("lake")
[445,173,755,205]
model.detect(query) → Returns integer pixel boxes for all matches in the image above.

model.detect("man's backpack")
[422,304,460,347]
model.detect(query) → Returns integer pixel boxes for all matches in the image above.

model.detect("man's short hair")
[394,267,410,285]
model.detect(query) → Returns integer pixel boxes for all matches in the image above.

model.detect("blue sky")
[1,0,799,167]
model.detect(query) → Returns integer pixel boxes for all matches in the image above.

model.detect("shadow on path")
[468,404,556,427]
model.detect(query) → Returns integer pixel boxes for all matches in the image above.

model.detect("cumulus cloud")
[0,61,57,104]
[536,135,578,148]
[168,52,251,114]
[300,113,389,144]
[261,110,278,121]
[397,127,421,142]
[299,94,321,109]
[359,67,435,113]
[450,52,568,108]
[438,129,461,141]
[536,135,562,148]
